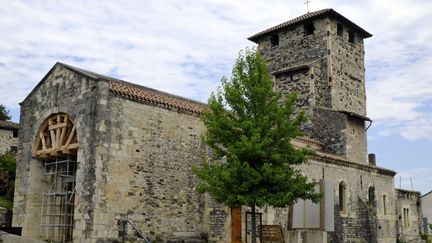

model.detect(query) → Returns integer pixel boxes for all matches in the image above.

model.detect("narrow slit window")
[337,24,343,37]
[339,181,346,213]
[368,186,375,204]
[348,30,355,44]
[383,195,387,215]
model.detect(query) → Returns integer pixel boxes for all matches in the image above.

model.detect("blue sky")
[0,0,431,194]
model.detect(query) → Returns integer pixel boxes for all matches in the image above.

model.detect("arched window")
[339,181,346,212]
[368,186,375,204]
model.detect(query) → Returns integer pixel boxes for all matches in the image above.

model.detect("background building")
[422,191,432,233]
[0,120,19,155]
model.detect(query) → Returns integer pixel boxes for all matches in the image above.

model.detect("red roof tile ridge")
[109,80,206,115]
[248,8,372,42]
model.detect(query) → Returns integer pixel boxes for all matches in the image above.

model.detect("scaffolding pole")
[40,156,77,243]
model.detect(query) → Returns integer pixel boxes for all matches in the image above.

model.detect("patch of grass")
[0,196,13,209]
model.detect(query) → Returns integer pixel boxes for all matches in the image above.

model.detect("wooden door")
[231,207,242,243]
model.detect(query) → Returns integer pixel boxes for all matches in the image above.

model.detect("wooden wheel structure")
[33,113,79,159]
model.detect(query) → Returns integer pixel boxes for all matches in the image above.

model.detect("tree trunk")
[251,203,257,243]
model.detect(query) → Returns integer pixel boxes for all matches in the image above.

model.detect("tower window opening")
[270,34,279,47]
[339,181,346,213]
[304,22,315,36]
[337,24,343,37]
[348,30,355,44]
[383,195,387,215]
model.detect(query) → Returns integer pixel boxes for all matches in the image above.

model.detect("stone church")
[12,8,423,243]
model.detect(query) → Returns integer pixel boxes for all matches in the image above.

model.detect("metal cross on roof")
[304,0,311,13]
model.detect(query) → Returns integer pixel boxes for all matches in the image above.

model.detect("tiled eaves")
[0,120,19,130]
[271,64,310,76]
[248,8,372,43]
[109,81,205,115]
[311,152,397,176]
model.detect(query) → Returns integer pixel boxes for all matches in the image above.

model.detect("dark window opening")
[10,146,17,153]
[339,182,346,212]
[304,22,315,36]
[368,186,375,204]
[12,130,18,138]
[270,34,279,47]
[383,195,387,215]
[348,30,355,44]
[337,24,343,37]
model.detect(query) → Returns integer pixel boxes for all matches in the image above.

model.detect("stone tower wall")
[256,17,368,163]
[329,20,366,116]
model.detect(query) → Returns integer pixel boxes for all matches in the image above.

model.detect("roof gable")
[22,62,205,115]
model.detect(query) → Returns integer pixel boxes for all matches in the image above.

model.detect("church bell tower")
[248,9,373,164]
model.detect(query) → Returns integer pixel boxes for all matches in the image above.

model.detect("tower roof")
[248,8,372,43]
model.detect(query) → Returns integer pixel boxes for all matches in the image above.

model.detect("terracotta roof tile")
[109,81,205,115]
[0,120,19,130]
[248,8,372,43]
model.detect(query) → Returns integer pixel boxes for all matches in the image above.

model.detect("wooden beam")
[50,129,56,149]
[39,132,47,150]
[65,125,76,147]
[59,127,67,147]
[48,122,69,130]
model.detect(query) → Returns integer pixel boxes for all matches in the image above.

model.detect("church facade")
[12,9,423,243]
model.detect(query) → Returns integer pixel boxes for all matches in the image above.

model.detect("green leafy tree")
[0,152,17,209]
[194,48,320,242]
[0,104,11,121]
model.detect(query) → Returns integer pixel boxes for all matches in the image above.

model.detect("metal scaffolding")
[40,156,77,243]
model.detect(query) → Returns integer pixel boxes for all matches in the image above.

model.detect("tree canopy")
[194,48,321,210]
[0,104,11,121]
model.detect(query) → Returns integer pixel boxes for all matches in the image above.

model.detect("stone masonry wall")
[257,18,328,74]
[13,64,99,241]
[275,68,311,108]
[0,128,18,154]
[346,116,367,163]
[88,90,213,241]
[309,107,347,156]
[396,189,423,242]
[259,158,398,243]
[330,20,366,116]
